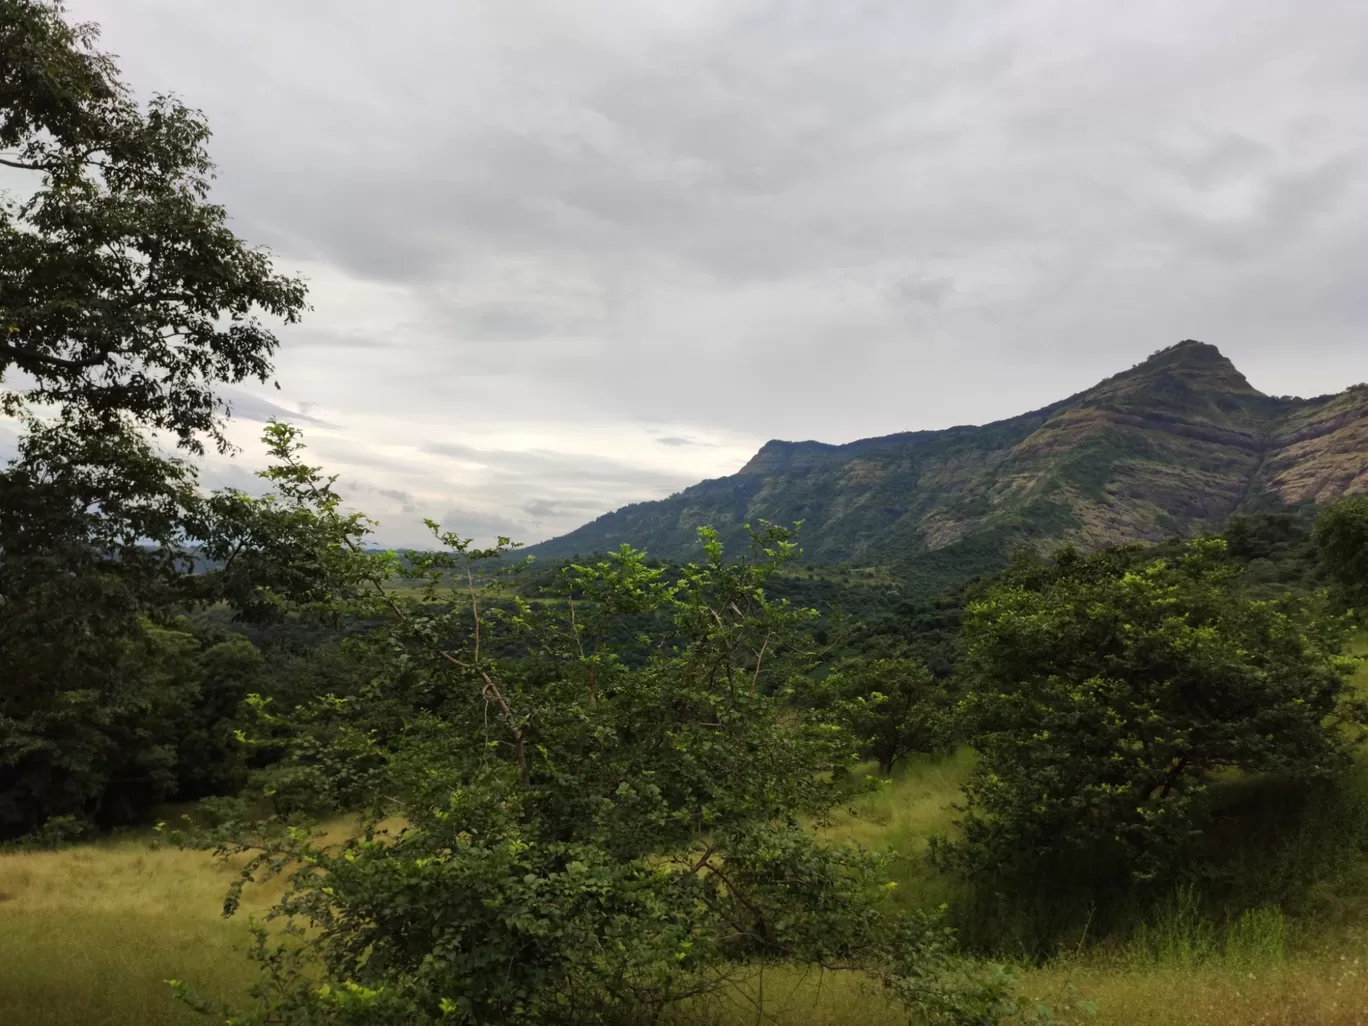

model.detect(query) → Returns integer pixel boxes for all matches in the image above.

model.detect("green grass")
[1350,631,1368,683]
[0,835,263,1025]
[822,748,972,852]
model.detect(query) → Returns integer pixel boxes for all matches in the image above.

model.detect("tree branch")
[0,155,45,172]
[0,341,105,371]
[750,632,772,698]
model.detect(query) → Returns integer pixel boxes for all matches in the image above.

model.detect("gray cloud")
[655,436,714,448]
[66,0,1368,544]
[523,497,602,519]
[0,420,18,464]
[435,507,532,542]
[887,275,956,310]
[420,440,694,492]
[365,485,419,514]
[221,388,337,429]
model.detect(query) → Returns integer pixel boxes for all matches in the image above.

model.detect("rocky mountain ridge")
[527,341,1368,591]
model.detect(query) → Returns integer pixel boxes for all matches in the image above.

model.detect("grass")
[6,643,1368,1026]
[0,817,384,1026]
[10,777,1368,1026]
[1023,958,1368,1026]
[0,835,263,1026]
[682,957,1368,1026]
[822,749,971,850]
[1351,631,1368,683]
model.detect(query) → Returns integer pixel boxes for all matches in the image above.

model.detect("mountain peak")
[1121,339,1263,396]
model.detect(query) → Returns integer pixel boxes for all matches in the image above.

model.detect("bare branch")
[0,155,45,172]
[750,632,772,698]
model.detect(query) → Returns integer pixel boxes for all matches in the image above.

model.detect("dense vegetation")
[0,0,306,842]
[4,4,1368,1025]
[941,539,1364,952]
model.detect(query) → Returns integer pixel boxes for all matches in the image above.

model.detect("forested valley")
[5,3,1368,1025]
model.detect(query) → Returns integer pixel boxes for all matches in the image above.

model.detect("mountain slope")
[527,341,1368,589]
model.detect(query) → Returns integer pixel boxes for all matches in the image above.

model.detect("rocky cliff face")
[527,342,1368,591]
[1253,385,1368,506]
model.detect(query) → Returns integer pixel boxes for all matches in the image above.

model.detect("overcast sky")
[59,0,1368,546]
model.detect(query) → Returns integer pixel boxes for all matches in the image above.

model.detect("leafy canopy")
[0,0,307,449]
[0,414,282,839]
[941,540,1364,898]
[1314,496,1368,612]
[1,0,306,838]
[807,657,950,775]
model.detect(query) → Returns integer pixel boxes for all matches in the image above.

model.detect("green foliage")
[172,633,265,801]
[0,2,307,840]
[1196,765,1368,920]
[1123,885,1286,971]
[1314,497,1368,611]
[181,425,1018,1026]
[810,658,951,775]
[938,540,1366,948]
[0,418,239,837]
[0,0,307,448]
[0,602,260,840]
[196,425,385,624]
[1218,510,1323,598]
[0,416,373,838]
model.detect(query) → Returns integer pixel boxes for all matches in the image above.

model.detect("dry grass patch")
[0,836,262,1026]
[0,816,385,1026]
[1020,955,1368,1026]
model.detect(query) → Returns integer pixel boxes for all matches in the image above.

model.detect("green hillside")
[528,341,1368,592]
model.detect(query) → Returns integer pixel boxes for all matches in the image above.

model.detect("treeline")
[7,498,1353,844]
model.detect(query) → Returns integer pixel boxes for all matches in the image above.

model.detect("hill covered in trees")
[529,341,1368,592]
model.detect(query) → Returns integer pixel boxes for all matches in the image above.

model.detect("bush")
[938,540,1366,951]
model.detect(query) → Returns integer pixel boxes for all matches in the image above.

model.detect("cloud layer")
[65,0,1368,546]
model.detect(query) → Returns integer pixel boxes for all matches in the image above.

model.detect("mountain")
[527,342,1368,593]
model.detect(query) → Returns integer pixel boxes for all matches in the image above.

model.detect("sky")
[50,0,1368,547]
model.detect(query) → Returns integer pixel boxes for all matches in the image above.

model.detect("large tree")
[810,656,949,775]
[1315,496,1368,612]
[0,0,307,837]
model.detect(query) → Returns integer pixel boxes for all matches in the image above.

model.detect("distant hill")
[526,341,1368,594]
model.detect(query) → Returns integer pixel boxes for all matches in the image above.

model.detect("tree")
[170,632,264,802]
[1314,497,1368,611]
[175,425,1020,1026]
[1,0,307,448]
[817,657,948,775]
[0,413,280,838]
[0,0,307,837]
[0,417,197,837]
[940,541,1364,911]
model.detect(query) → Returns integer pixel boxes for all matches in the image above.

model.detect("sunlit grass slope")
[9,774,1368,1026]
